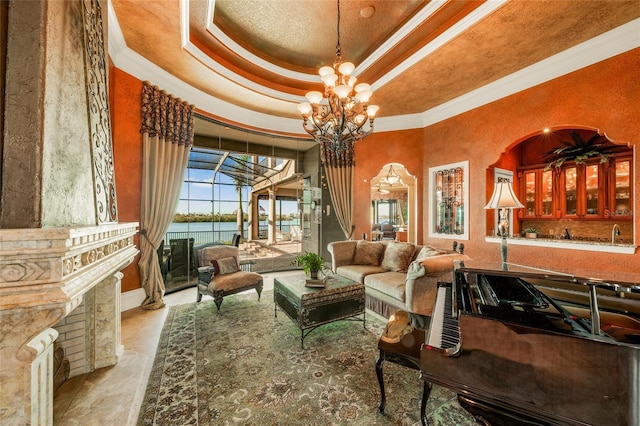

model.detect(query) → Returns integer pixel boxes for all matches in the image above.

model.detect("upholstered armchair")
[380,223,396,240]
[193,243,263,311]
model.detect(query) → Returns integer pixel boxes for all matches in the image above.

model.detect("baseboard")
[120,288,146,312]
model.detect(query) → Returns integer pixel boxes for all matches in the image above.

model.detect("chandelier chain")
[297,0,379,154]
[335,0,341,60]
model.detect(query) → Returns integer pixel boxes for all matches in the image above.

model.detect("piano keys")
[424,284,461,356]
[420,261,640,426]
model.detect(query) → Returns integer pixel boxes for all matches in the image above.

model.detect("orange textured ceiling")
[111,0,640,125]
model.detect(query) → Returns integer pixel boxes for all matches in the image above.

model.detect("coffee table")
[274,272,365,348]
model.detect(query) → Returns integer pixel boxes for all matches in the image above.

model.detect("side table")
[376,310,430,426]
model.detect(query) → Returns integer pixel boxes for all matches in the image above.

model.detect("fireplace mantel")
[0,222,139,425]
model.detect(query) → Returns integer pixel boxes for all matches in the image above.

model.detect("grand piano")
[420,261,640,426]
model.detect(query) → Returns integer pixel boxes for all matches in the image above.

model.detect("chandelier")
[297,0,379,152]
[384,165,401,185]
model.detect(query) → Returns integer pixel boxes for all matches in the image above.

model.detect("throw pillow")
[211,256,239,275]
[381,241,415,272]
[415,245,445,260]
[353,240,384,266]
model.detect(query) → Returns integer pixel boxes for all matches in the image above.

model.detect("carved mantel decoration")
[0,223,139,424]
[82,0,118,224]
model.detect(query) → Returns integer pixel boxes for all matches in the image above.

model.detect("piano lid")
[455,260,640,294]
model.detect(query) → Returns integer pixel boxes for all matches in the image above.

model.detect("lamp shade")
[484,182,524,209]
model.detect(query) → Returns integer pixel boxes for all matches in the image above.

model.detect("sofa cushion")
[364,271,407,302]
[336,265,387,284]
[415,245,445,259]
[211,256,239,275]
[380,241,416,272]
[353,240,384,266]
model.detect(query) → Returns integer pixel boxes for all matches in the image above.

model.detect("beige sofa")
[327,240,468,318]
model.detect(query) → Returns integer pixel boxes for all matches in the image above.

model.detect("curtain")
[321,141,355,239]
[138,82,194,310]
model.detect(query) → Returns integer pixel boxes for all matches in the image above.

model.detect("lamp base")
[501,236,508,270]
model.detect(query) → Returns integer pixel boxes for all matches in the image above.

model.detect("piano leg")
[421,380,432,426]
[375,350,386,413]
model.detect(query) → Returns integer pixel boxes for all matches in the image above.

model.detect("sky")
[176,167,298,216]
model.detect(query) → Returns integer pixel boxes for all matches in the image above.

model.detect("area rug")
[137,290,476,425]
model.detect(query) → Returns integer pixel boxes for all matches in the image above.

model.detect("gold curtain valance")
[140,81,194,147]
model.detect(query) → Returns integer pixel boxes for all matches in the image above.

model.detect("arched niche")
[370,163,417,244]
[486,126,634,249]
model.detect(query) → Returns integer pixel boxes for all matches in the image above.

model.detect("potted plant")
[294,251,325,279]
[544,131,612,171]
[524,227,538,239]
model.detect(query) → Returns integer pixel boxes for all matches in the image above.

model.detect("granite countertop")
[485,236,636,254]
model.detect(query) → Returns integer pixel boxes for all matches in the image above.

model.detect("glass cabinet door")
[614,160,631,216]
[524,171,536,217]
[541,170,553,216]
[564,167,577,215]
[585,164,599,215]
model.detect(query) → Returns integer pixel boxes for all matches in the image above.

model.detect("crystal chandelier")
[297,0,379,152]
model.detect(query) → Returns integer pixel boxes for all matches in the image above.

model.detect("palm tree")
[232,155,250,239]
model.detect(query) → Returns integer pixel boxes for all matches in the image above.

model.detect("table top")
[274,272,363,301]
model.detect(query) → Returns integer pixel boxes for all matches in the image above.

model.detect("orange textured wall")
[354,128,424,241]
[111,68,143,292]
[356,48,639,282]
[112,49,639,289]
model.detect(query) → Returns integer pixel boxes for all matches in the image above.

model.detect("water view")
[166,220,299,245]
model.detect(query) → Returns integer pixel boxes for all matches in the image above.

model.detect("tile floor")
[52,272,293,425]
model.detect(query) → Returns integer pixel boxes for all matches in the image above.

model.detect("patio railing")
[165,224,295,246]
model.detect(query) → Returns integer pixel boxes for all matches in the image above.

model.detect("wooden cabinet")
[519,156,632,220]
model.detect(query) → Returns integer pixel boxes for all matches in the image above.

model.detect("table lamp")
[484,181,524,268]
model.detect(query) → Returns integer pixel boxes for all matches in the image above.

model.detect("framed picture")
[428,160,469,240]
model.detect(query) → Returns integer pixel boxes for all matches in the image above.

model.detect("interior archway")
[370,163,417,244]
[486,126,634,246]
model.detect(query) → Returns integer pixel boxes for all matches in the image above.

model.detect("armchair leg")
[213,292,224,312]
[375,350,386,413]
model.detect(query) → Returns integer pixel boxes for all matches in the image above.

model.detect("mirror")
[370,163,417,243]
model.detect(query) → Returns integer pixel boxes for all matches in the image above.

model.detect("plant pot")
[310,270,319,279]
[525,232,537,239]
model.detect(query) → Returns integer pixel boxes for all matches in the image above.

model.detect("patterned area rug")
[138,290,476,425]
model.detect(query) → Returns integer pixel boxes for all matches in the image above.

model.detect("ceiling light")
[297,0,378,153]
[384,165,400,185]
